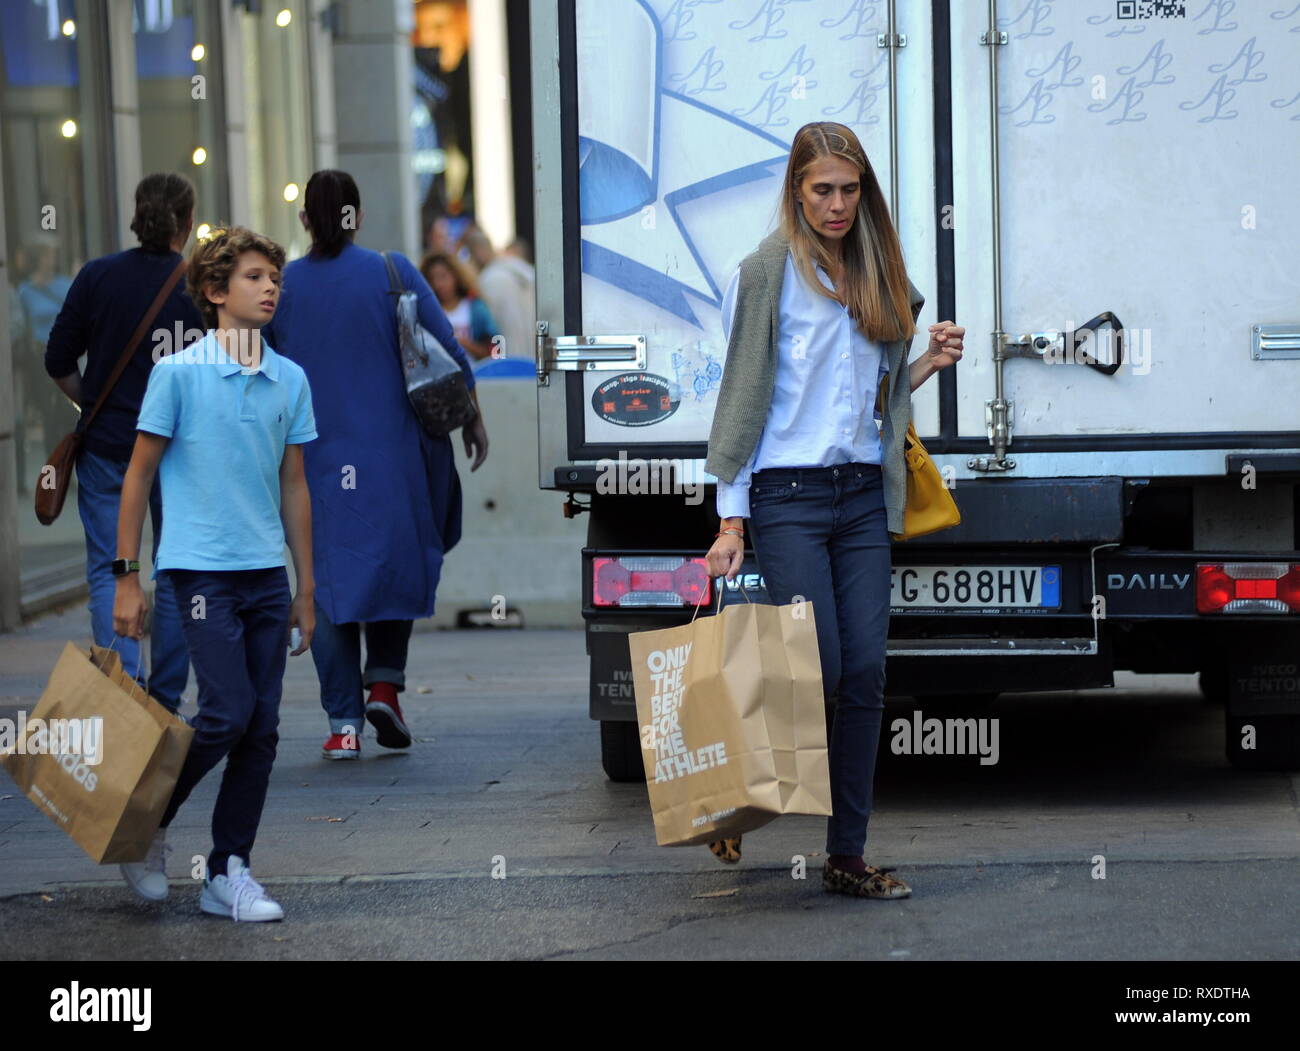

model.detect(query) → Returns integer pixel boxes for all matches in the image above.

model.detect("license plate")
[891,565,1061,610]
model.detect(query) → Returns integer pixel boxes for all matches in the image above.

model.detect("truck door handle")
[536,332,648,373]
[1005,311,1125,376]
[1067,311,1124,376]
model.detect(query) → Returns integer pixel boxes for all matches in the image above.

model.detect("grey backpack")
[383,251,477,438]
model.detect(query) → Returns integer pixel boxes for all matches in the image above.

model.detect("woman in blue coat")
[265,170,489,759]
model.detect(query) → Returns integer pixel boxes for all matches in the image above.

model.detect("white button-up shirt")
[715,251,889,519]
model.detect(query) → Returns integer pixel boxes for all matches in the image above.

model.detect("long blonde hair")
[778,122,915,343]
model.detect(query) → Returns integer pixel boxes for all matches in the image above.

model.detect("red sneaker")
[322,732,360,760]
[365,683,412,749]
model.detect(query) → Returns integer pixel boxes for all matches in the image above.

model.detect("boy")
[112,226,316,921]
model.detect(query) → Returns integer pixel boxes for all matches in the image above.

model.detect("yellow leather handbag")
[878,374,962,541]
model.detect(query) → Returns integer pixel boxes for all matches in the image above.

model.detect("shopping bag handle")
[691,576,752,623]
[104,632,151,700]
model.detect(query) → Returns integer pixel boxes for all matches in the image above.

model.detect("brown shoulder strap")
[81,256,188,434]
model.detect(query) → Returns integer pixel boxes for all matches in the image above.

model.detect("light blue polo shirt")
[137,330,317,572]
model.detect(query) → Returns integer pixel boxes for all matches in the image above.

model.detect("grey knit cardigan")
[704,229,926,537]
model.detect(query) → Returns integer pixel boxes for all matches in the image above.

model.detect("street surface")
[1,609,1297,960]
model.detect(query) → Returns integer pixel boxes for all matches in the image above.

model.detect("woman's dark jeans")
[746,461,891,856]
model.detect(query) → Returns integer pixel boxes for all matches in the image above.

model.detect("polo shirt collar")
[258,343,282,381]
[206,331,281,381]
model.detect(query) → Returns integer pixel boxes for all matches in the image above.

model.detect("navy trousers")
[159,567,291,878]
[746,462,891,857]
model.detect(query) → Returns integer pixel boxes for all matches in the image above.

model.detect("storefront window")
[240,2,313,259]
[1,0,113,582]
[135,0,229,230]
[413,0,474,247]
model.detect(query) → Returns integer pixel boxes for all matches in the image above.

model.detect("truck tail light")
[592,557,712,608]
[1195,562,1300,614]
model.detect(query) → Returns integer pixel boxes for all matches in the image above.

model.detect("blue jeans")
[76,448,188,711]
[746,461,891,857]
[309,603,413,734]
[160,567,291,878]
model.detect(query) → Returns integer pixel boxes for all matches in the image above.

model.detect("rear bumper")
[583,545,1300,621]
[584,545,1300,720]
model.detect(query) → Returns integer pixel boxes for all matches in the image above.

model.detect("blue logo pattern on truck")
[578,0,792,326]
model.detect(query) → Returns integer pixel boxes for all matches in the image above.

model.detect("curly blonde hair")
[187,225,287,329]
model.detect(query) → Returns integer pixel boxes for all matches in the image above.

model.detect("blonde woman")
[704,122,964,899]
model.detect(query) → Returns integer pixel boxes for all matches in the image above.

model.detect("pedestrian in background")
[420,250,498,360]
[17,237,76,474]
[464,229,536,366]
[8,244,32,487]
[44,173,203,713]
[265,170,489,760]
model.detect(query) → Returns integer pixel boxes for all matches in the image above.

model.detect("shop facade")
[0,0,484,630]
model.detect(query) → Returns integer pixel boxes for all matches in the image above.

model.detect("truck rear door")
[532,0,941,488]
[944,0,1300,479]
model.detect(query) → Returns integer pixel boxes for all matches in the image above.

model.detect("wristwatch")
[110,558,140,576]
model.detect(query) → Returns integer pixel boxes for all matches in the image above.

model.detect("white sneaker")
[199,857,284,922]
[120,828,171,902]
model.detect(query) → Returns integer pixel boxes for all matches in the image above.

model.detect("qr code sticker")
[1118,0,1187,17]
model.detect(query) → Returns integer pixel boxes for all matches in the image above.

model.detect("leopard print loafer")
[822,861,911,899]
[707,836,742,864]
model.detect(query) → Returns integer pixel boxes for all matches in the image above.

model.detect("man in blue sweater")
[44,174,204,713]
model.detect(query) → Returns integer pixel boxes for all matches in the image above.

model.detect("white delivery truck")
[528,0,1300,778]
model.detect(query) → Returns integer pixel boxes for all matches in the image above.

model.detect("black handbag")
[382,251,477,439]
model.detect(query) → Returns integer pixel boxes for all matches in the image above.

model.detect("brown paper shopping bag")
[0,643,194,863]
[629,587,833,847]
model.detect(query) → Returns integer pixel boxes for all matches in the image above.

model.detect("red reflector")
[1196,562,1300,614]
[1196,565,1233,614]
[1283,566,1300,609]
[591,557,713,607]
[1236,578,1277,600]
[592,558,630,607]
[631,570,673,592]
[675,560,710,605]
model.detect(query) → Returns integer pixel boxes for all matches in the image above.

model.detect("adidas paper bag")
[1,643,194,864]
